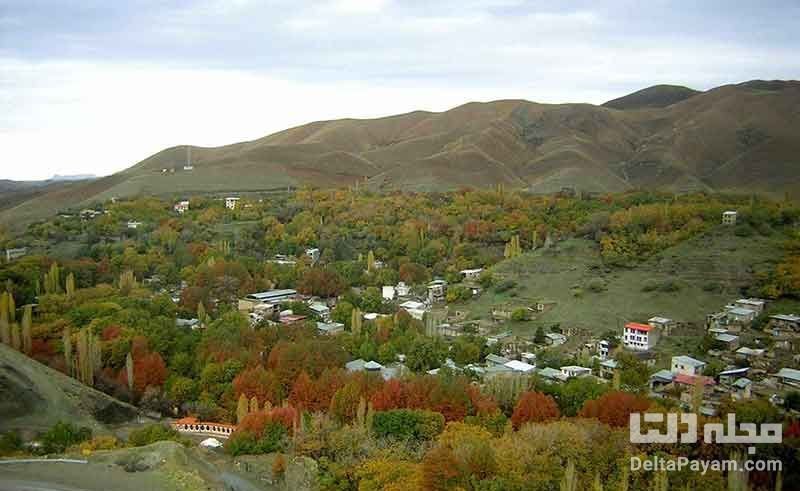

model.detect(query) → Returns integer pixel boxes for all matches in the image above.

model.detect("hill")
[602,84,701,109]
[0,343,138,433]
[2,80,799,226]
[460,226,785,343]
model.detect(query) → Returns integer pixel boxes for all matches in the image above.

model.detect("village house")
[544,332,567,346]
[427,279,447,303]
[174,200,190,214]
[735,346,765,361]
[769,314,800,331]
[225,197,240,210]
[671,356,706,376]
[535,300,557,313]
[176,318,201,330]
[382,286,395,300]
[538,367,568,383]
[239,289,298,312]
[731,378,753,400]
[734,298,766,314]
[505,359,536,373]
[345,358,406,380]
[674,373,716,408]
[279,313,307,325]
[316,322,344,336]
[648,316,676,334]
[599,359,618,379]
[485,353,511,367]
[714,332,740,350]
[623,322,659,351]
[399,300,427,320]
[308,302,331,321]
[459,268,483,281]
[595,340,610,359]
[560,366,592,379]
[722,210,738,225]
[396,282,411,297]
[725,306,757,325]
[774,368,800,389]
[305,248,320,264]
[126,220,142,229]
[4,247,27,262]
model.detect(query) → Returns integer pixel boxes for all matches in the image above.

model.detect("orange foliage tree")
[511,391,560,429]
[578,390,651,427]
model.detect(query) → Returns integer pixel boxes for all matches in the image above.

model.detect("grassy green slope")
[461,227,784,335]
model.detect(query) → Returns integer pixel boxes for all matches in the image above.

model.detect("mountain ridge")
[2,80,799,226]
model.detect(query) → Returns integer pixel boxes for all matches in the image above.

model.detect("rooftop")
[776,368,800,382]
[504,360,535,372]
[625,322,651,332]
[672,355,706,367]
[771,314,800,322]
[673,373,715,386]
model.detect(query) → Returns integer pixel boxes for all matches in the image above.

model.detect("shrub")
[226,422,287,456]
[510,308,530,322]
[372,409,445,440]
[657,279,682,292]
[586,278,607,293]
[80,435,121,453]
[478,271,495,289]
[41,421,92,454]
[702,281,722,293]
[0,431,22,457]
[641,279,659,292]
[127,424,181,447]
[494,280,517,293]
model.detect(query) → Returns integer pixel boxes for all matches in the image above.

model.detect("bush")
[641,279,659,292]
[80,435,121,453]
[41,421,92,454]
[226,422,287,456]
[371,409,445,440]
[0,431,22,457]
[702,281,723,293]
[657,279,682,292]
[127,424,181,447]
[510,308,530,322]
[586,278,607,293]
[494,280,517,293]
[478,271,495,289]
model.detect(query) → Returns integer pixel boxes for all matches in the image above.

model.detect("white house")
[725,306,757,324]
[598,340,610,359]
[174,200,190,214]
[560,366,592,379]
[734,298,766,314]
[396,282,411,297]
[427,279,447,303]
[671,356,706,376]
[460,268,483,281]
[305,248,320,264]
[623,322,659,351]
[504,360,535,373]
[648,316,676,334]
[722,210,738,225]
[225,197,241,210]
[544,332,567,346]
[382,286,396,301]
[317,322,344,336]
[127,221,142,229]
[309,302,331,321]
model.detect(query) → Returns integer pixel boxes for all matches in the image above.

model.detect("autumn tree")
[21,304,32,354]
[289,371,315,411]
[511,391,560,429]
[125,352,134,392]
[578,391,650,427]
[237,394,249,424]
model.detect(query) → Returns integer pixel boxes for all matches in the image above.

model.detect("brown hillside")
[2,80,799,226]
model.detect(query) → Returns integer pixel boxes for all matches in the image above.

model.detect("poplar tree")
[237,394,249,424]
[11,323,21,351]
[65,272,76,297]
[126,352,135,392]
[0,303,9,345]
[63,327,73,376]
[249,396,259,414]
[21,305,32,354]
[350,307,362,336]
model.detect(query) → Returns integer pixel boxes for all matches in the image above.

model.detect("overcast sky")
[1,0,798,180]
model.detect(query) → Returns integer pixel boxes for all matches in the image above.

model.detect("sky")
[1,0,799,181]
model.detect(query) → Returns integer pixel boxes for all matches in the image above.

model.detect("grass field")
[458,225,785,338]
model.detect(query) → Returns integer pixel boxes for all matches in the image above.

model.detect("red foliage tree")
[466,384,498,416]
[421,445,461,491]
[101,324,123,341]
[511,391,560,429]
[133,351,167,393]
[233,365,284,405]
[371,379,406,411]
[289,371,315,411]
[578,391,651,428]
[296,268,345,298]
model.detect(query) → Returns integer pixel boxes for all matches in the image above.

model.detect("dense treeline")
[0,189,799,489]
